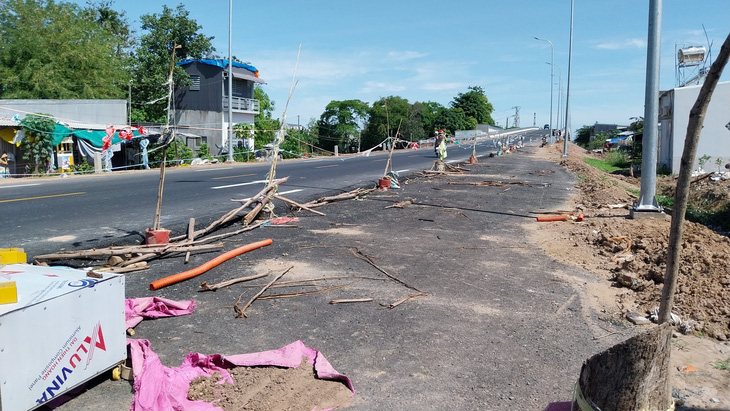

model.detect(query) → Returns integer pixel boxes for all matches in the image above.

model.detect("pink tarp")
[128,339,354,411]
[125,297,196,329]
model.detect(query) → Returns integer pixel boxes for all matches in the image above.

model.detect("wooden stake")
[184,217,195,264]
[234,266,293,318]
[35,243,223,260]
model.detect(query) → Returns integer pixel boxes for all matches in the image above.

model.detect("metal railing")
[223,96,260,113]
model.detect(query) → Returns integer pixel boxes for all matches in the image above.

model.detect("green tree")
[0,0,129,99]
[85,1,134,59]
[575,125,595,147]
[19,114,56,173]
[361,96,409,149]
[420,101,444,136]
[403,102,427,142]
[434,107,472,135]
[627,117,644,176]
[132,4,215,122]
[450,86,495,125]
[317,99,369,152]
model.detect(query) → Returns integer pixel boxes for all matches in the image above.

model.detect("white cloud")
[359,81,406,93]
[387,50,428,61]
[595,38,646,50]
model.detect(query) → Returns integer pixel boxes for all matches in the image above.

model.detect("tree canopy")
[131,4,215,122]
[317,99,369,152]
[0,0,129,99]
[450,86,495,125]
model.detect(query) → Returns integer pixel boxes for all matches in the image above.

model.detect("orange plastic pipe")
[536,215,569,222]
[149,238,273,290]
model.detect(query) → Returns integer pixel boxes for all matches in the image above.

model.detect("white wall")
[0,99,127,125]
[659,81,730,173]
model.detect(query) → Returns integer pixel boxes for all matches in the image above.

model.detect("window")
[190,75,201,91]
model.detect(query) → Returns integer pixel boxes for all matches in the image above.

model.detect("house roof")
[178,59,258,75]
[178,59,265,84]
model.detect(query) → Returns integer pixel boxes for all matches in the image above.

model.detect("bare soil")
[187,359,352,411]
[530,142,730,409]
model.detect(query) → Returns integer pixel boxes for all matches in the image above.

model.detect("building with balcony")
[175,59,264,155]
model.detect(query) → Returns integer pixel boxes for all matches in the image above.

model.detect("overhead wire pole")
[226,0,234,163]
[631,0,663,215]
[562,0,574,157]
[534,37,554,144]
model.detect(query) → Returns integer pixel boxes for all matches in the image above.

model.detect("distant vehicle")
[543,124,550,129]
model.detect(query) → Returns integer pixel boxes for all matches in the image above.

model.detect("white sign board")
[0,264,125,410]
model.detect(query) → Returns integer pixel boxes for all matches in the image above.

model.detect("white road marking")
[211,179,268,189]
[395,169,409,173]
[195,167,233,172]
[0,183,41,189]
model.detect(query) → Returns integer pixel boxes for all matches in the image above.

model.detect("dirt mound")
[536,143,730,340]
[187,359,352,410]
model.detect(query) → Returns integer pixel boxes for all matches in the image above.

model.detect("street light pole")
[547,62,562,133]
[562,0,575,157]
[226,0,234,163]
[534,37,554,144]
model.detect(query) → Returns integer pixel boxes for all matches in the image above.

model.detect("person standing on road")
[0,152,8,177]
[437,130,447,161]
[140,138,150,169]
[434,130,444,157]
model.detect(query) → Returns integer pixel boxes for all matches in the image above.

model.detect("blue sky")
[89,0,729,132]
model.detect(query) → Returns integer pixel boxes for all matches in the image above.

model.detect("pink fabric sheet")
[125,297,197,329]
[128,339,354,411]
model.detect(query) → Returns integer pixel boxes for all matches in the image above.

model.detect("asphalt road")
[0,128,542,257]
[43,134,634,411]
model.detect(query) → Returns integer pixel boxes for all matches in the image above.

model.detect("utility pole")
[512,106,520,128]
[631,0,663,216]
[533,112,536,127]
[562,0,574,156]
[128,80,132,125]
[297,115,301,153]
[226,0,234,163]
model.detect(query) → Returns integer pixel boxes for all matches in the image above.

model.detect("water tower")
[675,45,708,87]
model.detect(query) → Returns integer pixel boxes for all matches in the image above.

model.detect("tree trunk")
[577,324,672,411]
[659,32,730,323]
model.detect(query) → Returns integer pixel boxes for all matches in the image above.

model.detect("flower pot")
[378,178,391,189]
[145,228,171,245]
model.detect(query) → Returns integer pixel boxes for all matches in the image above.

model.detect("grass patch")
[584,157,627,173]
[657,195,674,208]
[626,188,640,197]
[714,358,730,371]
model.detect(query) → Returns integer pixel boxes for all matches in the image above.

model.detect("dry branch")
[300,187,376,208]
[234,266,292,318]
[388,292,427,309]
[350,248,424,294]
[273,194,326,216]
[257,279,361,300]
[330,298,373,304]
[200,272,270,291]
